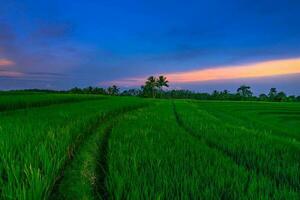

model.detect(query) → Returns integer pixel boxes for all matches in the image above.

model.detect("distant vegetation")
[1,76,299,102]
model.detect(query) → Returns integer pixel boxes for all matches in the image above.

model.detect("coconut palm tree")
[157,76,169,88]
[156,75,169,97]
[145,76,158,98]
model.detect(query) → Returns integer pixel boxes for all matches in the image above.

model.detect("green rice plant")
[106,101,297,199]
[174,100,300,195]
[0,93,104,112]
[1,95,299,199]
[194,101,300,141]
[51,105,149,200]
[0,96,147,199]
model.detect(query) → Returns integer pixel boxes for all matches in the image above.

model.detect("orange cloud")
[0,58,15,67]
[166,58,300,83]
[106,57,300,86]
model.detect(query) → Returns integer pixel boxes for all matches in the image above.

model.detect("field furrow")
[51,105,148,200]
[194,101,300,141]
[95,124,112,200]
[1,93,299,199]
[174,101,300,194]
[172,102,295,194]
[105,102,298,199]
[0,97,148,199]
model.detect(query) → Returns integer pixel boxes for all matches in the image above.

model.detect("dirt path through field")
[49,104,148,199]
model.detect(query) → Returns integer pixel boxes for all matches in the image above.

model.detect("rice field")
[0,94,299,199]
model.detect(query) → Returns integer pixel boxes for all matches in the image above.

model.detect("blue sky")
[0,0,300,94]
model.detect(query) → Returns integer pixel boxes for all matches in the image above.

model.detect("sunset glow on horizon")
[166,58,300,83]
[106,58,300,87]
[1,0,300,94]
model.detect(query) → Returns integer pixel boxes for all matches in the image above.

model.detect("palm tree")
[157,76,169,89]
[237,85,252,98]
[156,75,169,97]
[145,76,157,98]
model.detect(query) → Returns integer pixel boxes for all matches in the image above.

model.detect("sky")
[0,0,300,95]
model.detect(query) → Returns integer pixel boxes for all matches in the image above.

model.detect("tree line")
[136,76,299,102]
[69,85,120,95]
[3,76,300,102]
[66,76,299,102]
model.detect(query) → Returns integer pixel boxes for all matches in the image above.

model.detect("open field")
[0,93,103,112]
[0,94,299,199]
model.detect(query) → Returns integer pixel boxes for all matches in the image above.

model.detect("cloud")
[0,18,84,79]
[165,58,300,83]
[0,58,15,66]
[108,57,300,86]
[0,70,24,77]
[171,73,300,95]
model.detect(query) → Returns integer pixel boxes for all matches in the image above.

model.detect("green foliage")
[0,94,299,199]
[105,101,299,199]
[0,93,102,111]
[0,95,146,199]
[174,101,300,198]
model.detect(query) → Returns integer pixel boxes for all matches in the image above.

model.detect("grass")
[0,94,299,199]
[106,101,298,199]
[51,105,149,200]
[0,93,104,112]
[0,96,148,199]
[193,101,300,141]
[174,101,300,194]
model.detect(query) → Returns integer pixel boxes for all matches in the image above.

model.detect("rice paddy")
[0,94,299,199]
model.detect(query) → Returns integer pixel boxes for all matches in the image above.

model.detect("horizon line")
[100,57,300,87]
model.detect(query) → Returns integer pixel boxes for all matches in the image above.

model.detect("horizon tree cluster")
[4,76,299,102]
[140,75,169,98]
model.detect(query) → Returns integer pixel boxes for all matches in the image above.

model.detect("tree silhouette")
[145,76,158,98]
[141,75,169,98]
[275,91,287,102]
[259,93,268,101]
[157,76,169,89]
[156,75,169,97]
[268,88,277,100]
[237,85,253,98]
[107,85,119,96]
[70,87,82,94]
